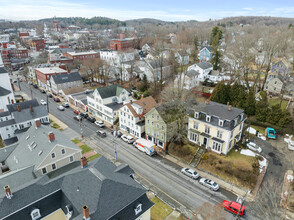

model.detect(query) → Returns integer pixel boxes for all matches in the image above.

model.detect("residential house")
[0,156,153,220]
[87,85,132,125]
[269,59,291,79]
[142,43,151,53]
[145,103,180,150]
[50,71,82,95]
[0,99,49,146]
[174,70,200,90]
[188,101,245,155]
[67,88,92,112]
[175,51,189,65]
[119,96,157,138]
[187,62,213,82]
[265,75,284,95]
[0,67,15,111]
[199,46,213,62]
[145,60,171,82]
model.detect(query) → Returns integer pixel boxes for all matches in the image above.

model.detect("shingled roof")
[51,72,82,84]
[0,86,11,97]
[125,96,157,117]
[96,84,126,99]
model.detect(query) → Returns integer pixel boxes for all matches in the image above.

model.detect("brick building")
[109,34,136,51]
[35,66,68,90]
[63,50,99,61]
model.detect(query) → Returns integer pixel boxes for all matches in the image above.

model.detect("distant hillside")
[125,18,170,25]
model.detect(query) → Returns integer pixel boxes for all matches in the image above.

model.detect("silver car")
[181,168,199,179]
[247,142,262,153]
[199,178,219,191]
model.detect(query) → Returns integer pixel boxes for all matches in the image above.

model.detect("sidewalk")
[49,113,68,130]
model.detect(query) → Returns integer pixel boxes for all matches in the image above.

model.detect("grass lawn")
[269,98,288,110]
[72,139,81,144]
[0,137,4,148]
[250,125,266,135]
[198,150,259,189]
[151,197,173,220]
[51,123,60,129]
[79,144,92,154]
[87,154,100,162]
[168,142,198,163]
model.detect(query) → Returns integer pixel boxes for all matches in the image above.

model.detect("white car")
[40,100,47,105]
[246,142,262,153]
[121,135,135,144]
[181,168,199,180]
[57,106,65,111]
[199,178,219,191]
[95,121,105,128]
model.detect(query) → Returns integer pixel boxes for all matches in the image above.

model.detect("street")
[19,81,257,219]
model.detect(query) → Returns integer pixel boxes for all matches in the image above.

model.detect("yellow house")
[188,100,245,155]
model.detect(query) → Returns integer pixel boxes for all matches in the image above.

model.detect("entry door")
[203,137,207,146]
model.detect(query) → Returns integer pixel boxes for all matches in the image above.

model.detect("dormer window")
[134,203,142,215]
[194,112,199,118]
[31,208,41,220]
[219,120,224,127]
[234,119,237,126]
[206,115,211,122]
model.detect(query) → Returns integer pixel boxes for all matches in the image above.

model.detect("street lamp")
[79,110,83,138]
[112,138,117,161]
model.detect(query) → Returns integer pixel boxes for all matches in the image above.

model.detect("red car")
[222,200,245,216]
[53,97,61,102]
[73,109,79,114]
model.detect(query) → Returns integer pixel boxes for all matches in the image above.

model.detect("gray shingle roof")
[0,118,15,127]
[52,72,82,84]
[0,144,17,162]
[12,105,48,124]
[96,85,126,99]
[6,99,39,113]
[0,67,8,74]
[0,111,10,117]
[6,124,81,171]
[0,86,11,96]
[197,62,213,70]
[201,46,212,52]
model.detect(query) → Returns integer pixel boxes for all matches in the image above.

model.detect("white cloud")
[243,7,253,11]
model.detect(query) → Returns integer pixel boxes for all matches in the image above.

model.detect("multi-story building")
[188,100,245,155]
[199,46,213,62]
[50,71,82,95]
[119,96,157,138]
[109,37,136,51]
[0,99,49,145]
[99,49,135,66]
[35,66,68,89]
[63,50,99,61]
[0,67,15,111]
[22,37,45,51]
[87,85,132,125]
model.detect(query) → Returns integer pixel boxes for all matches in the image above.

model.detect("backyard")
[268,98,289,110]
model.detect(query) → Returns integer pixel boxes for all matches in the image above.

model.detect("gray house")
[265,75,284,95]
[0,156,153,220]
[50,71,83,95]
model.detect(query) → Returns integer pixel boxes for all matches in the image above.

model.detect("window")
[51,153,56,159]
[217,130,223,139]
[147,120,149,124]
[194,112,199,118]
[219,120,223,126]
[61,149,66,154]
[69,156,74,162]
[157,124,159,128]
[52,163,56,170]
[230,131,233,138]
[152,114,154,118]
[162,125,164,130]
[212,141,222,152]
[206,115,211,122]
[193,122,199,130]
[239,123,243,131]
[31,209,41,220]
[205,126,210,134]
[275,81,277,84]
[42,168,47,174]
[157,116,159,120]
[134,203,142,215]
[190,132,198,142]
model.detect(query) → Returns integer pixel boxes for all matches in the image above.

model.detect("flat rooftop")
[67,51,98,56]
[35,67,67,74]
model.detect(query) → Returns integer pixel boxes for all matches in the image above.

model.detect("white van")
[133,138,155,156]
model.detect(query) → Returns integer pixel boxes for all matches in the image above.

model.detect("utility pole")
[113,138,117,161]
[79,110,83,138]
[46,93,49,113]
[30,84,33,100]
[235,190,251,220]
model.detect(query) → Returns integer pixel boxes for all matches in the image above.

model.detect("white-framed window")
[61,149,66,154]
[193,122,199,130]
[69,156,74,162]
[157,124,159,128]
[51,153,56,159]
[31,208,41,220]
[206,115,211,122]
[219,120,223,126]
[212,141,222,152]
[234,119,237,126]
[162,125,164,130]
[230,131,233,138]
[217,130,223,139]
[157,116,159,120]
[205,126,210,134]
[194,112,199,118]
[152,114,154,118]
[189,132,198,142]
[52,163,56,170]
[42,167,47,174]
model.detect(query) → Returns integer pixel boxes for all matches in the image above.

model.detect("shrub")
[202,153,208,160]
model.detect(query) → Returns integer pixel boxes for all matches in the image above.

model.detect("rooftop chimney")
[82,205,90,220]
[30,105,33,112]
[130,100,132,104]
[228,105,232,111]
[4,185,12,199]
[48,132,55,142]
[141,94,144,99]
[227,102,229,106]
[17,105,21,112]
[106,82,109,87]
[35,119,41,128]
[80,157,88,168]
[206,100,210,105]
[67,69,70,73]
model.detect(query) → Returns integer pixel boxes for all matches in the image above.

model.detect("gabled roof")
[200,46,212,52]
[124,96,157,117]
[176,50,189,57]
[5,124,81,171]
[0,86,11,96]
[51,72,82,84]
[6,99,39,113]
[96,85,127,99]
[0,67,8,74]
[148,59,169,69]
[12,105,48,124]
[197,62,213,70]
[272,58,291,69]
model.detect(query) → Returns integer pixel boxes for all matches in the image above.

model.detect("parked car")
[222,200,245,217]
[73,109,79,114]
[73,115,82,121]
[13,80,17,83]
[95,121,105,128]
[28,81,33,85]
[266,127,276,139]
[53,97,60,102]
[80,112,88,118]
[57,106,65,111]
[47,93,53,98]
[246,142,262,153]
[87,117,96,123]
[181,168,199,180]
[112,130,123,138]
[40,89,45,93]
[199,178,219,191]
[33,84,38,88]
[121,135,135,144]
[96,130,106,138]
[62,102,69,108]
[40,100,46,105]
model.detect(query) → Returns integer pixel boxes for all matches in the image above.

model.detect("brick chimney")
[30,105,33,112]
[227,102,229,106]
[80,157,88,168]
[35,119,41,128]
[4,185,12,199]
[206,100,210,105]
[130,100,132,104]
[228,105,232,111]
[82,205,90,220]
[17,105,21,112]
[67,69,70,73]
[106,82,109,87]
[48,132,55,142]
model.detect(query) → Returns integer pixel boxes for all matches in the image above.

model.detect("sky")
[1,0,294,21]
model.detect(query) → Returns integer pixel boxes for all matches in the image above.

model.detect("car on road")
[222,200,245,217]
[47,93,53,98]
[80,112,88,118]
[121,135,135,144]
[13,80,17,83]
[199,178,219,191]
[246,142,262,153]
[73,109,79,114]
[40,99,47,105]
[87,117,96,123]
[181,168,199,180]
[57,106,65,111]
[33,84,38,89]
[28,81,33,85]
[40,89,45,93]
[53,97,60,102]
[62,102,69,108]
[73,115,82,121]
[96,130,106,138]
[95,121,105,128]
[112,130,123,138]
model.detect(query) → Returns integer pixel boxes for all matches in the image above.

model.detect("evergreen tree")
[210,81,231,104]
[278,110,292,127]
[211,32,221,70]
[210,26,223,43]
[139,74,148,92]
[255,92,269,122]
[191,36,199,62]
[267,104,282,125]
[244,89,256,115]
